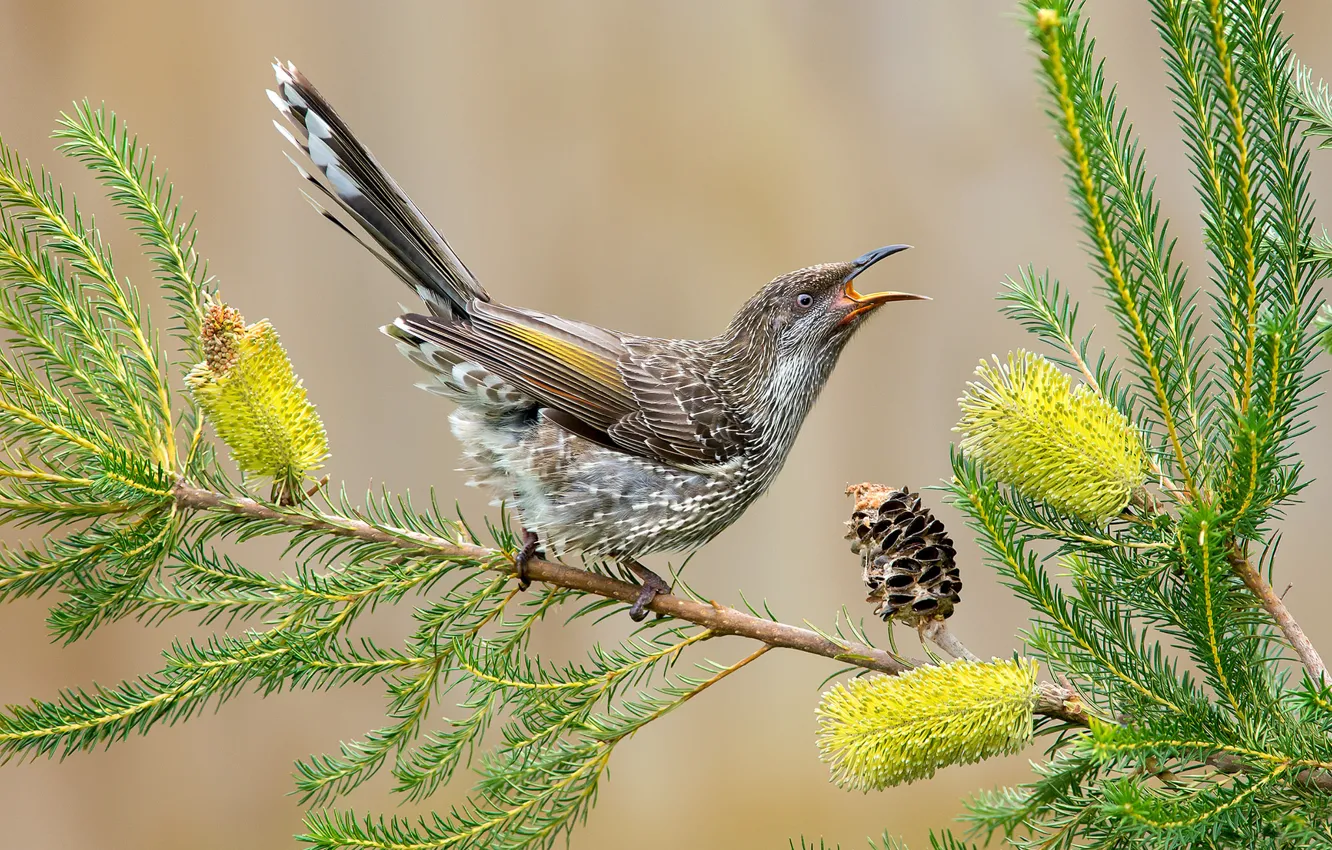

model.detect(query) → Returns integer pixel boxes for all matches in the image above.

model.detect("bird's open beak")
[838,244,929,325]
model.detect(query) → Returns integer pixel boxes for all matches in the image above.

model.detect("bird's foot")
[624,559,671,622]
[513,530,542,591]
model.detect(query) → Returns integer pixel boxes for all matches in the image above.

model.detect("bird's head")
[726,245,926,370]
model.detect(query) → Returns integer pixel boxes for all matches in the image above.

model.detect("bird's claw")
[514,530,541,591]
[627,569,670,622]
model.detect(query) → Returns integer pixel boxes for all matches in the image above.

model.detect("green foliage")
[1316,302,1332,355]
[791,835,976,850]
[941,0,1332,846]
[1292,57,1332,149]
[0,102,198,639]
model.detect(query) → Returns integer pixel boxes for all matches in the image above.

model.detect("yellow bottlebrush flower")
[817,658,1039,791]
[187,301,328,502]
[955,351,1146,522]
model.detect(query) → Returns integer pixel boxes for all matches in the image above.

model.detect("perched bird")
[269,60,927,620]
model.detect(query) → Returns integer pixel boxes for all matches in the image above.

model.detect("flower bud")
[187,302,328,502]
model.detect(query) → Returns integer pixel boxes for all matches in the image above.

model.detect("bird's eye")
[795,293,814,309]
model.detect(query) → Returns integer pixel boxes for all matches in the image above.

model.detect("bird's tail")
[269,60,488,319]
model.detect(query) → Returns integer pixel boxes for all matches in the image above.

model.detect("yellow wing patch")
[504,323,623,390]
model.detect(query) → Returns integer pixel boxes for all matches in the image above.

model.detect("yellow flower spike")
[955,351,1147,522]
[187,301,329,503]
[817,658,1039,791]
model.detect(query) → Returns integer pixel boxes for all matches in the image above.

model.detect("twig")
[919,617,981,662]
[1227,544,1329,686]
[655,644,772,718]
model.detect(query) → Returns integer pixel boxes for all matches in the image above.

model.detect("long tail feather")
[269,60,487,318]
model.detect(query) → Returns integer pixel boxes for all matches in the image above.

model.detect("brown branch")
[173,482,1092,726]
[1227,544,1329,686]
[1130,483,1325,686]
[1208,752,1332,794]
[174,484,913,665]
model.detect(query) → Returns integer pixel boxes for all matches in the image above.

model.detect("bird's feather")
[392,308,748,468]
[269,60,486,318]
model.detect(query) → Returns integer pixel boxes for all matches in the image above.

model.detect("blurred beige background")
[2,1,1332,848]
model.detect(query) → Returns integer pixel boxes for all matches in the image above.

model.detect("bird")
[268,60,927,620]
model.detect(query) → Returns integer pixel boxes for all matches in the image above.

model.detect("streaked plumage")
[269,60,926,616]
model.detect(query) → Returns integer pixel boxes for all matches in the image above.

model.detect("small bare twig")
[919,617,982,662]
[1208,751,1332,793]
[1227,544,1329,686]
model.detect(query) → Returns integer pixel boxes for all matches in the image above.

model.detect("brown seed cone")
[845,484,961,624]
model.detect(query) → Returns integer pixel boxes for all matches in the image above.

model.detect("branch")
[1133,481,1326,687]
[172,482,1091,725]
[1227,545,1329,686]
[173,484,907,669]
[1035,10,1199,501]
[1209,752,1332,794]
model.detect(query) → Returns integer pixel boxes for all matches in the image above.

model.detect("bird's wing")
[392,304,747,468]
[609,338,749,466]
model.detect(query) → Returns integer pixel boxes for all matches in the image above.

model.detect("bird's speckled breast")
[450,407,763,557]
